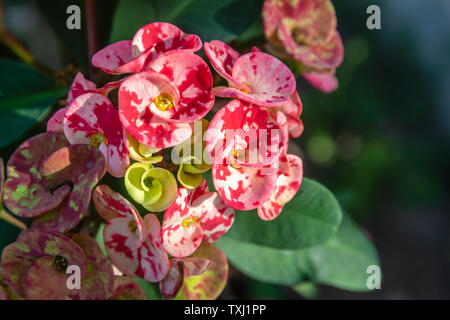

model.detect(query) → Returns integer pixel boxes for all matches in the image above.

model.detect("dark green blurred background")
[1,0,449,299]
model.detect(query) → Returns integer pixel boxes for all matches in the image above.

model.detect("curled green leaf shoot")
[177,156,211,189]
[125,162,177,212]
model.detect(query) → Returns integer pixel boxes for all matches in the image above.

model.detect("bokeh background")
[0,0,449,299]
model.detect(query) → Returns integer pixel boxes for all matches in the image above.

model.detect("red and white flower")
[63,93,129,178]
[47,73,121,134]
[161,179,234,258]
[92,22,201,75]
[262,0,343,93]
[204,40,296,107]
[93,185,170,282]
[118,50,214,149]
[205,41,302,137]
[205,100,287,210]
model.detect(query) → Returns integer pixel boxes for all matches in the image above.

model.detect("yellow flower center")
[90,133,107,148]
[128,220,137,234]
[181,216,200,228]
[154,93,174,111]
[239,81,251,94]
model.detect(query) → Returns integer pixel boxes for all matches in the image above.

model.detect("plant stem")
[85,0,98,79]
[0,208,27,230]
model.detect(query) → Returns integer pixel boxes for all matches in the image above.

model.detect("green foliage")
[132,278,162,300]
[37,0,117,70]
[0,220,21,253]
[0,59,67,148]
[110,0,264,43]
[217,212,379,291]
[225,178,343,249]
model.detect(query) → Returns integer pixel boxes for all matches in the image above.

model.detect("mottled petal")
[302,70,338,93]
[263,0,337,42]
[212,147,278,211]
[174,242,228,300]
[146,50,215,122]
[64,93,129,178]
[218,52,295,107]
[92,184,144,245]
[46,108,67,134]
[3,133,105,232]
[31,144,106,233]
[0,229,88,298]
[160,257,212,298]
[3,133,69,218]
[203,40,247,90]
[105,214,169,283]
[135,214,170,282]
[258,154,303,220]
[206,100,285,167]
[118,72,193,149]
[278,23,343,69]
[192,192,234,242]
[132,22,202,60]
[67,72,97,105]
[92,40,150,75]
[109,276,146,300]
[161,211,203,258]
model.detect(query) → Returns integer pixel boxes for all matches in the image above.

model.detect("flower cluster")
[263,0,344,93]
[0,0,341,297]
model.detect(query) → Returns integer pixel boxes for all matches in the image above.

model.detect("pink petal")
[278,22,343,69]
[118,72,193,149]
[67,72,97,105]
[132,22,202,60]
[92,40,150,75]
[64,93,129,177]
[92,185,143,223]
[302,70,339,93]
[212,145,278,210]
[161,211,204,258]
[269,92,303,138]
[215,51,295,107]
[263,0,337,42]
[258,154,303,220]
[146,50,215,122]
[47,74,123,134]
[136,214,170,282]
[163,180,234,253]
[46,107,67,134]
[203,40,247,90]
[192,192,235,242]
[286,116,304,138]
[105,214,169,282]
[206,100,285,167]
[159,257,212,298]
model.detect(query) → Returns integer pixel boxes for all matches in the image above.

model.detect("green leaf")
[225,178,343,249]
[0,59,67,147]
[110,0,264,43]
[94,222,107,257]
[216,212,380,291]
[132,278,162,300]
[0,220,21,253]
